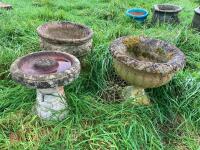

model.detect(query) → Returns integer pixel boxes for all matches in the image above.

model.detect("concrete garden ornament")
[192,7,200,32]
[152,4,182,24]
[0,2,12,9]
[10,51,80,120]
[37,21,93,60]
[110,36,185,105]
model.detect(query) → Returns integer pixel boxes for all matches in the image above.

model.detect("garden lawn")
[0,0,200,149]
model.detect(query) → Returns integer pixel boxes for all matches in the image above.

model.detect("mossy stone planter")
[192,7,200,31]
[152,4,182,24]
[10,51,80,120]
[110,36,186,105]
[37,21,93,59]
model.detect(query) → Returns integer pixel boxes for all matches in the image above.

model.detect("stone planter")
[10,51,80,120]
[152,4,182,24]
[110,36,186,105]
[192,7,200,31]
[0,2,12,10]
[37,21,93,59]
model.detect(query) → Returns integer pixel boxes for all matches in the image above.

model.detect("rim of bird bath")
[109,36,186,105]
[37,21,93,46]
[10,51,81,120]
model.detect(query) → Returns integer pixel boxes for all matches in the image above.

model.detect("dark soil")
[98,73,128,103]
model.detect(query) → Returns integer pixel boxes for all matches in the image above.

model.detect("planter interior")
[10,51,80,120]
[110,36,185,105]
[44,23,89,40]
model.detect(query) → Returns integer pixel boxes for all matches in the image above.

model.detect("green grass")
[0,0,200,149]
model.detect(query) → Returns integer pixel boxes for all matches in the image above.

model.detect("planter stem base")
[122,86,150,105]
[35,87,68,120]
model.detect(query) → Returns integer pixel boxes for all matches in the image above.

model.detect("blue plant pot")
[126,8,149,22]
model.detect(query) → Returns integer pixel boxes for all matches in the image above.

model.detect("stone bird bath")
[10,51,80,120]
[37,21,93,61]
[110,36,185,105]
[152,4,182,24]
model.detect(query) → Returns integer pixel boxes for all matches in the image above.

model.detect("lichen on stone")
[155,47,165,55]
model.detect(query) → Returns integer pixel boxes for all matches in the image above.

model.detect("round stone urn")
[109,36,186,105]
[10,51,80,120]
[192,7,200,31]
[152,4,182,24]
[37,21,93,59]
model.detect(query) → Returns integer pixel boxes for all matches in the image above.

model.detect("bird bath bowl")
[110,36,185,105]
[126,8,148,22]
[0,2,12,10]
[10,51,80,120]
[152,4,182,24]
[37,21,93,60]
[192,7,200,32]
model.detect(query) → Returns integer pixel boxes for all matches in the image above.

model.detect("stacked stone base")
[35,87,68,120]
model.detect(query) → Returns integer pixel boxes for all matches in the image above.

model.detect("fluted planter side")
[192,7,200,31]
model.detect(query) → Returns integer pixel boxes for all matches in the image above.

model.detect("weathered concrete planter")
[110,36,185,105]
[0,2,12,10]
[192,7,200,31]
[152,4,182,24]
[37,21,93,59]
[10,51,80,120]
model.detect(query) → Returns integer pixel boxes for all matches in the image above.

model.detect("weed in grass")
[32,0,54,7]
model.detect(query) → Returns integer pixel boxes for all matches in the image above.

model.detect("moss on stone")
[122,36,140,52]
[122,37,170,63]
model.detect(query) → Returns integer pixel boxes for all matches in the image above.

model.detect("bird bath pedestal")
[192,7,200,32]
[36,87,66,120]
[152,4,182,24]
[37,21,93,65]
[10,51,80,120]
[110,36,185,105]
